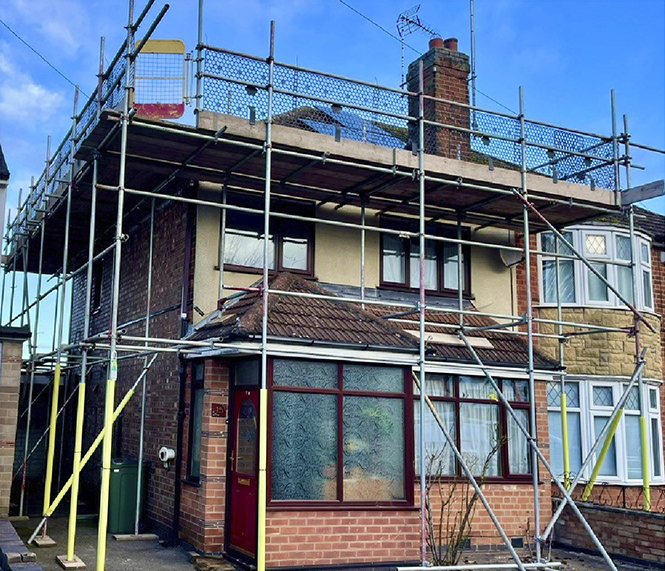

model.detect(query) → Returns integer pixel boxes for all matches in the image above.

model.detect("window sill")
[268,502,418,512]
[217,264,315,279]
[377,284,472,299]
[181,477,202,488]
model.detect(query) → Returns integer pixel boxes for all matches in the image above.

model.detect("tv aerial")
[396,5,439,86]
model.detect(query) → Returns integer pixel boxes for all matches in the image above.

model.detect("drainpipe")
[172,358,187,546]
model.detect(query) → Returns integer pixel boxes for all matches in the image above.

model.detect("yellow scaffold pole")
[582,410,623,501]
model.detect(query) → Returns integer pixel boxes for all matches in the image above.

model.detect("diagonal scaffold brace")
[27,354,159,546]
[457,330,636,571]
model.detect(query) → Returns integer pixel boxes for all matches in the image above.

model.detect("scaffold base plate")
[33,535,56,547]
[56,554,86,569]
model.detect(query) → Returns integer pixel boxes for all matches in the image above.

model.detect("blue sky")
[0,0,663,345]
[0,0,663,215]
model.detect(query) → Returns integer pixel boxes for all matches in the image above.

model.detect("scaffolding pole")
[257,20,275,571]
[457,332,620,571]
[134,197,155,535]
[41,89,78,543]
[96,2,134,567]
[416,59,427,566]
[65,37,105,565]
[518,86,541,562]
[18,142,49,517]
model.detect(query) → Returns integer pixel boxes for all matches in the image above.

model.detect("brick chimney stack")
[407,36,471,160]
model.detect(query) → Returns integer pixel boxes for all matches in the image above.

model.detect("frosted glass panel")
[273,359,337,389]
[344,364,403,393]
[343,396,405,500]
[272,392,337,500]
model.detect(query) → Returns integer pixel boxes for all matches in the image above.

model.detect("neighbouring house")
[5,28,661,571]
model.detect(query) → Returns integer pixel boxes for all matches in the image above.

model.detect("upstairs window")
[223,193,314,275]
[539,227,653,311]
[380,222,470,295]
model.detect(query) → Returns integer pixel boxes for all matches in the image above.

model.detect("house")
[4,23,663,571]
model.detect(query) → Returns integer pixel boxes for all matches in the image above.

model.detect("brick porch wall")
[179,358,230,552]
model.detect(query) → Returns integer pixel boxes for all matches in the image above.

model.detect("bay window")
[539,226,654,311]
[414,374,532,479]
[547,379,664,484]
[270,359,411,505]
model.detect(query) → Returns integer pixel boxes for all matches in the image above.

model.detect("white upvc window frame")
[537,226,655,312]
[547,377,665,486]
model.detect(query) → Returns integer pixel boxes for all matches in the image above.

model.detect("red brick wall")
[553,500,665,565]
[265,510,421,567]
[262,379,552,567]
[69,200,191,537]
[406,42,471,160]
[179,358,230,552]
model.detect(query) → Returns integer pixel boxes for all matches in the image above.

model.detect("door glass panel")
[236,400,257,475]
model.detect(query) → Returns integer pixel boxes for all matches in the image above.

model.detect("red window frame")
[415,375,533,482]
[267,358,415,509]
[379,219,472,297]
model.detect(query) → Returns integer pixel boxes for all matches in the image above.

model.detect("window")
[187,362,205,482]
[380,221,470,295]
[539,227,654,311]
[270,359,411,504]
[223,193,314,275]
[414,374,532,479]
[547,379,664,484]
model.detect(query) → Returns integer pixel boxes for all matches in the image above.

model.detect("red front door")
[228,390,259,559]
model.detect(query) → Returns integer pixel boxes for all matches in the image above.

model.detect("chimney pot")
[429,37,444,49]
[443,37,458,51]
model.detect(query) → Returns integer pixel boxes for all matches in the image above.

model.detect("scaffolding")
[1,1,663,571]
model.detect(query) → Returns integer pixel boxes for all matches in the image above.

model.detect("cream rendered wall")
[193,198,517,324]
[469,226,517,318]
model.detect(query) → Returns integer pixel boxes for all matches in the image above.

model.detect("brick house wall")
[0,331,30,516]
[69,199,191,537]
[519,232,665,515]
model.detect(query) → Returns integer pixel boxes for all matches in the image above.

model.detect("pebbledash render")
[4,13,663,571]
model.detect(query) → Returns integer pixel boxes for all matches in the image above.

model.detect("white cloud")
[4,0,92,57]
[0,47,65,124]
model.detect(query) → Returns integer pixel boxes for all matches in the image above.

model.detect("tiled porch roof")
[188,272,559,370]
